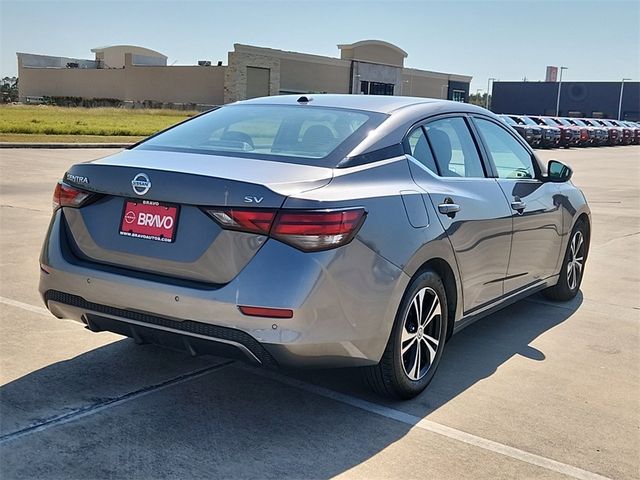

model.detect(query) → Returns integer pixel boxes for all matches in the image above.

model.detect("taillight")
[203,207,366,252]
[271,209,366,251]
[204,208,276,234]
[52,182,95,211]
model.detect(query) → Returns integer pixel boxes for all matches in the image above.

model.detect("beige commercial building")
[17,41,472,106]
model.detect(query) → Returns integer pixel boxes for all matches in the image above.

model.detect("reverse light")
[52,182,96,211]
[203,207,366,252]
[204,208,276,234]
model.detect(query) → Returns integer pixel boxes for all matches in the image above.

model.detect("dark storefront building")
[491,81,640,121]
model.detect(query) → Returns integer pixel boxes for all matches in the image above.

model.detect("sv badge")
[244,196,264,204]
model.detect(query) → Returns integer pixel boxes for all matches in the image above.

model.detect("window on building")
[360,81,395,96]
[452,89,466,102]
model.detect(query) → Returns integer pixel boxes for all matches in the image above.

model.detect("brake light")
[272,209,366,251]
[203,207,366,252]
[52,182,95,211]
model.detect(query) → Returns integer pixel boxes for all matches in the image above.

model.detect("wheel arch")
[575,212,591,261]
[411,257,458,341]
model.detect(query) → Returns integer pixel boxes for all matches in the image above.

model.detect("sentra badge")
[65,172,89,184]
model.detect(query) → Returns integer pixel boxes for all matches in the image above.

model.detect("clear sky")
[1,0,638,92]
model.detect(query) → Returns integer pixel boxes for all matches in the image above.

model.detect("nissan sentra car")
[40,95,591,399]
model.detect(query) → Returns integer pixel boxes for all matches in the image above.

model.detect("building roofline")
[337,40,408,58]
[233,44,349,67]
[493,80,638,84]
[90,45,167,59]
[403,67,472,83]
[233,44,471,81]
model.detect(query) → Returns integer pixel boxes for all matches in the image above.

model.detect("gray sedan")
[39,95,590,399]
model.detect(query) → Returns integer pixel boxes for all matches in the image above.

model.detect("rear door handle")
[511,199,526,212]
[438,199,461,218]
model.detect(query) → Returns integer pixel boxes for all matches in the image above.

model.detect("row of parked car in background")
[499,114,640,149]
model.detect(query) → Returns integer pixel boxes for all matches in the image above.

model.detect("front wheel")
[543,220,588,301]
[364,270,448,399]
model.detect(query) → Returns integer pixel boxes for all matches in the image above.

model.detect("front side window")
[424,117,486,178]
[474,118,536,179]
[136,104,384,166]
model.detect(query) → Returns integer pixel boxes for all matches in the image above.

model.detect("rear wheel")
[364,270,448,399]
[543,220,588,301]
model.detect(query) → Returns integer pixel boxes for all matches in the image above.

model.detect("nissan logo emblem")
[124,211,136,224]
[131,173,151,196]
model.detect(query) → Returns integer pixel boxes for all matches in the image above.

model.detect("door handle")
[511,199,526,213]
[438,198,461,218]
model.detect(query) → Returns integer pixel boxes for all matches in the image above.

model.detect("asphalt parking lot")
[0,146,638,480]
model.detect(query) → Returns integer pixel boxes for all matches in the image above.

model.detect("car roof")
[235,94,486,115]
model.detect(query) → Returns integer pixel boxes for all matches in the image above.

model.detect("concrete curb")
[0,143,131,149]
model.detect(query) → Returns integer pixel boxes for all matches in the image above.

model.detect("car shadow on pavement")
[291,292,584,413]
[0,292,582,479]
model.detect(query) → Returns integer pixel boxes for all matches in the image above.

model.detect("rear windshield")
[135,104,386,166]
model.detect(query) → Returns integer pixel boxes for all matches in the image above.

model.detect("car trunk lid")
[60,150,333,284]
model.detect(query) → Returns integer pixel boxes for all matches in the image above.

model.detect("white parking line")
[0,296,51,317]
[0,295,81,325]
[1,296,612,480]
[0,361,234,445]
[241,366,612,480]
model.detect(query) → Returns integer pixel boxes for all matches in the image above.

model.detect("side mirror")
[546,160,573,183]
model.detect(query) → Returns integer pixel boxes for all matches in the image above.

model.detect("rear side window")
[407,128,438,174]
[424,117,486,178]
[136,104,385,166]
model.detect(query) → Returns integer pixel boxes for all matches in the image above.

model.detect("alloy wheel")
[400,287,442,381]
[567,230,585,291]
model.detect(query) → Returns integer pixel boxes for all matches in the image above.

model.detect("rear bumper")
[40,211,409,368]
[44,290,279,366]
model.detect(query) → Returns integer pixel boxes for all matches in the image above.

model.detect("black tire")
[543,220,588,301]
[364,270,448,399]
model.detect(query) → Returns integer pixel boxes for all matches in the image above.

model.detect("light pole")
[617,78,632,120]
[486,77,496,109]
[555,66,568,117]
